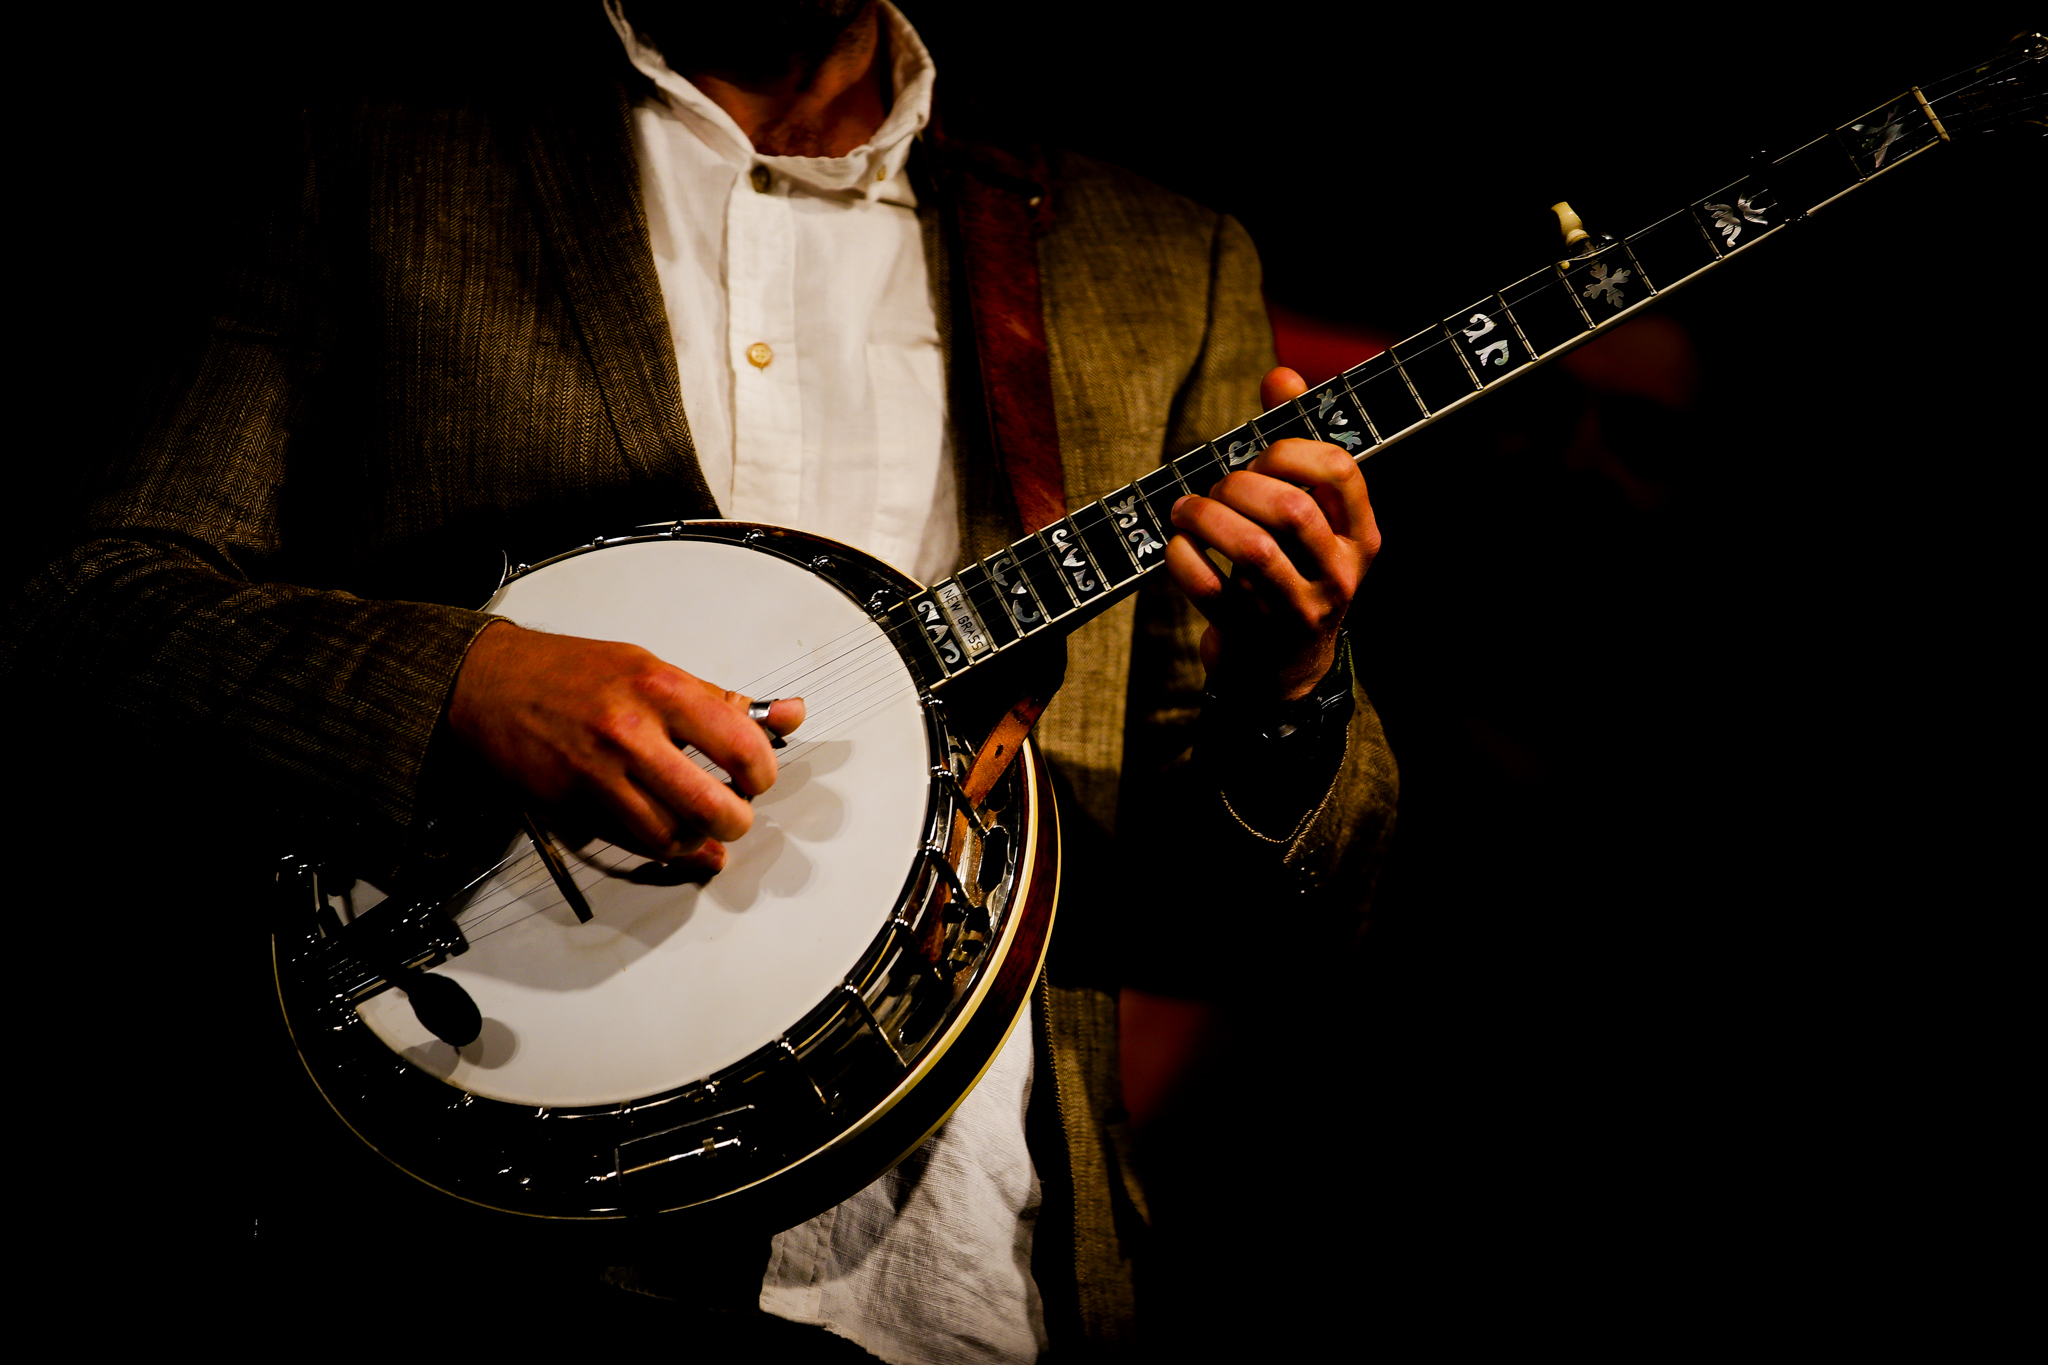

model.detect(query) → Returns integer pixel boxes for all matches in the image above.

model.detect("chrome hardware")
[867,590,897,616]
[778,1036,829,1106]
[842,983,907,1066]
[511,562,532,578]
[935,766,988,838]
[744,527,767,545]
[926,839,975,910]
[810,554,836,572]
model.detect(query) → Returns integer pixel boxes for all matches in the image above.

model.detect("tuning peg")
[1550,201,1613,269]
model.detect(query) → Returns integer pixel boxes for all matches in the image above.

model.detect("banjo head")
[272,523,1057,1230]
[356,535,932,1109]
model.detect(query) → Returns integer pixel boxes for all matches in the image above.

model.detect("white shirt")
[605,7,1046,1361]
[610,0,959,586]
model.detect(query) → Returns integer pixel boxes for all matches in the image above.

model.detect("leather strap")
[918,120,1070,965]
[929,119,1068,536]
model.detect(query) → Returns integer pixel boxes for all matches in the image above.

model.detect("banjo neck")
[886,35,2043,688]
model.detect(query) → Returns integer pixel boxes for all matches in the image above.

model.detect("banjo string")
[372,584,966,948]
[444,671,927,946]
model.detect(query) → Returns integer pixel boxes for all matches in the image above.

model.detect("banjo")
[271,35,2042,1231]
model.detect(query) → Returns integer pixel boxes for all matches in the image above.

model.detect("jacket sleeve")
[2,123,497,852]
[1114,214,1398,994]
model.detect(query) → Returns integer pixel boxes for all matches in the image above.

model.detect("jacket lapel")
[514,79,721,521]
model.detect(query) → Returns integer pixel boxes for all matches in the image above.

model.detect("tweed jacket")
[8,66,1397,1355]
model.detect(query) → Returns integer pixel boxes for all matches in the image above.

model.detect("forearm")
[1115,585,1397,994]
[9,534,497,841]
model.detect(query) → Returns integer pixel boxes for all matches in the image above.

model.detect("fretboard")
[884,40,2042,690]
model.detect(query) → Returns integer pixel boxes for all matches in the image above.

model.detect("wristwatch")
[1202,630,1357,747]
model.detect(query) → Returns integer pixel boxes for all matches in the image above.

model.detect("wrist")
[1202,631,1356,746]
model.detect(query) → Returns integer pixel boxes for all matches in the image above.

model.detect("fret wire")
[1557,260,1598,329]
[1440,320,1486,390]
[1690,189,1732,260]
[885,610,947,683]
[1300,379,1373,457]
[1617,240,1655,296]
[1174,444,1224,495]
[1104,504,1146,579]
[1135,463,1190,532]
[1094,489,1145,573]
[1687,211,1720,268]
[1493,292,1540,368]
[1052,511,1114,595]
[956,562,1022,649]
[1017,530,1080,611]
[981,544,1053,635]
[1110,481,1171,549]
[1389,350,1433,419]
[1342,353,1427,441]
[1215,424,1264,472]
[1685,209,1723,271]
[907,590,966,677]
[1270,396,1317,438]
[1085,494,1149,579]
[1002,535,1058,618]
[1782,128,1853,170]
[1236,403,1286,468]
[1064,509,1130,593]
[1342,370,1386,446]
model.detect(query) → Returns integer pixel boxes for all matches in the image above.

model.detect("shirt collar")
[605,0,934,202]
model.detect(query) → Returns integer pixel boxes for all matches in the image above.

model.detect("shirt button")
[749,165,771,193]
[746,342,774,369]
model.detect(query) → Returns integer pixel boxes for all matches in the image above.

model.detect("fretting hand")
[448,621,805,874]
[1166,366,1381,701]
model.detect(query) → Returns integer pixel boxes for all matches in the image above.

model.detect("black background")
[15,2,2037,1349]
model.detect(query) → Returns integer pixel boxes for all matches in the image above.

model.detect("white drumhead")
[355,536,932,1108]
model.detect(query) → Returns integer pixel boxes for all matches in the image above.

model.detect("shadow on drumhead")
[402,1013,519,1075]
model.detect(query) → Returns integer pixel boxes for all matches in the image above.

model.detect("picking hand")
[448,621,805,873]
[1166,366,1381,702]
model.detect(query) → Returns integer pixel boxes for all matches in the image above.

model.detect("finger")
[1172,493,1317,612]
[1164,528,1228,621]
[1261,366,1309,409]
[642,737,759,838]
[586,754,748,856]
[763,696,806,737]
[660,676,782,798]
[1207,468,1344,579]
[664,839,727,879]
[552,801,730,874]
[1246,438,1376,545]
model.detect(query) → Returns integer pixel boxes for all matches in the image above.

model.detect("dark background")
[15,2,2036,1350]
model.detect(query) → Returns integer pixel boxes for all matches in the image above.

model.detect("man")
[7,1,1395,1355]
